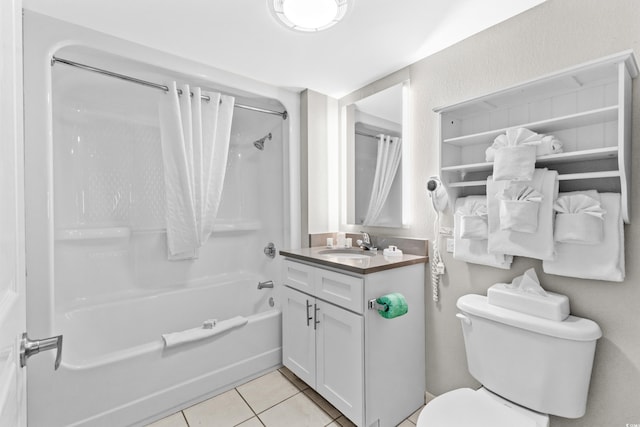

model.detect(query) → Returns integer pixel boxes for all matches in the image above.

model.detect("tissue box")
[487,283,570,321]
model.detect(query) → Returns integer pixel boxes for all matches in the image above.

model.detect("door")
[0,0,27,425]
[315,300,363,426]
[282,286,316,388]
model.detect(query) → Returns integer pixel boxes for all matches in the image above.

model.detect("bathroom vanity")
[279,247,427,427]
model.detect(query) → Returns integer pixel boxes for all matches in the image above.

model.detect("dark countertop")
[279,247,428,275]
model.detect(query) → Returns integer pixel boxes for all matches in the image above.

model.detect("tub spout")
[257,280,274,290]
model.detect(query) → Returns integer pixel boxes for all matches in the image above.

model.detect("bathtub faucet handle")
[263,242,277,258]
[20,332,63,370]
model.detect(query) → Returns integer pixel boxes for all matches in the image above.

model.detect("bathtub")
[30,275,281,426]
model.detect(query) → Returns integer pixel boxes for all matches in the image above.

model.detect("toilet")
[417,293,602,427]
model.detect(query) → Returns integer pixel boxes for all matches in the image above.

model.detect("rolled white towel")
[525,135,563,157]
[162,316,248,349]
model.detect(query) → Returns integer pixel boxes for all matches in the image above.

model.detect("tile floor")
[147,367,424,427]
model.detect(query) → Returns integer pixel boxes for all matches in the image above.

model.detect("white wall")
[303,90,340,236]
[328,0,640,425]
[416,1,640,426]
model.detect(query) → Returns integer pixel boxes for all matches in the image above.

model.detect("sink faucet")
[357,232,376,250]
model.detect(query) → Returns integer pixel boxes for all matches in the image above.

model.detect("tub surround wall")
[323,0,640,425]
[51,61,286,309]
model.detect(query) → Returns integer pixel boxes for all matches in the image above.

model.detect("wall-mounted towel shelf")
[435,51,638,223]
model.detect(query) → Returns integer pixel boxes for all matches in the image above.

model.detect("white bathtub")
[30,276,282,427]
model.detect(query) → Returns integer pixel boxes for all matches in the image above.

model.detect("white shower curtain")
[362,134,402,226]
[159,82,234,259]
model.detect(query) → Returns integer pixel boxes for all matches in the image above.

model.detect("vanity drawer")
[283,260,315,294]
[315,268,364,314]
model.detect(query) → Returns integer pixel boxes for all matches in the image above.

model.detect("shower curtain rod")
[51,56,288,120]
[355,131,379,139]
[356,130,401,140]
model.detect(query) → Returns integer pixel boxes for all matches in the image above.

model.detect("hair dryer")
[427,176,448,212]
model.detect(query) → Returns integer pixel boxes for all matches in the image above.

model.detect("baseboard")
[425,390,436,405]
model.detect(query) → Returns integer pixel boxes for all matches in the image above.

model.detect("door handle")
[20,332,63,370]
[314,304,320,330]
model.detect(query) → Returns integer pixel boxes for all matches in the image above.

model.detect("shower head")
[253,133,272,151]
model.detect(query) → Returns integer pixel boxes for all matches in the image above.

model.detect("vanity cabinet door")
[315,299,364,426]
[282,286,316,388]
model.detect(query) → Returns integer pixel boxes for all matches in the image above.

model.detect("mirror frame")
[339,76,411,230]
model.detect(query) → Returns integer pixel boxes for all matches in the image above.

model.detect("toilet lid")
[417,388,544,427]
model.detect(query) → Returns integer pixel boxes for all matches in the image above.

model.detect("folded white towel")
[487,168,558,260]
[497,128,541,147]
[554,193,606,244]
[497,184,543,233]
[486,128,562,161]
[486,127,539,160]
[544,193,624,281]
[493,145,537,181]
[454,196,513,269]
[162,316,248,349]
[456,198,488,240]
[460,215,488,240]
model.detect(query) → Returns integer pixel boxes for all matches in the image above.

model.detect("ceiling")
[23,0,546,98]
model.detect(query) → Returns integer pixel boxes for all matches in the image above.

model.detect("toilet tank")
[456,294,602,419]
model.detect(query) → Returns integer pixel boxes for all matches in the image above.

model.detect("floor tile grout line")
[254,389,304,416]
[233,387,263,426]
[301,388,342,422]
[180,410,189,426]
[279,368,343,422]
[237,370,303,416]
[153,367,348,427]
[258,390,341,427]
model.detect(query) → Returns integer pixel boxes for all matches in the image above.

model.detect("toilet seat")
[416,388,549,427]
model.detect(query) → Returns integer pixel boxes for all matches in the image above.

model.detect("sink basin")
[317,249,376,259]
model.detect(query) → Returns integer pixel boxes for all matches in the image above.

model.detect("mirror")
[343,80,408,228]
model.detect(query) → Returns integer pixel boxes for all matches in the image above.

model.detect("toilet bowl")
[416,388,549,427]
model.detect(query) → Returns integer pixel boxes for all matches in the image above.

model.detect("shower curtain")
[362,134,402,226]
[159,82,235,259]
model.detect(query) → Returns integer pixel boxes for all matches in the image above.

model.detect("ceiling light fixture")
[270,0,350,32]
